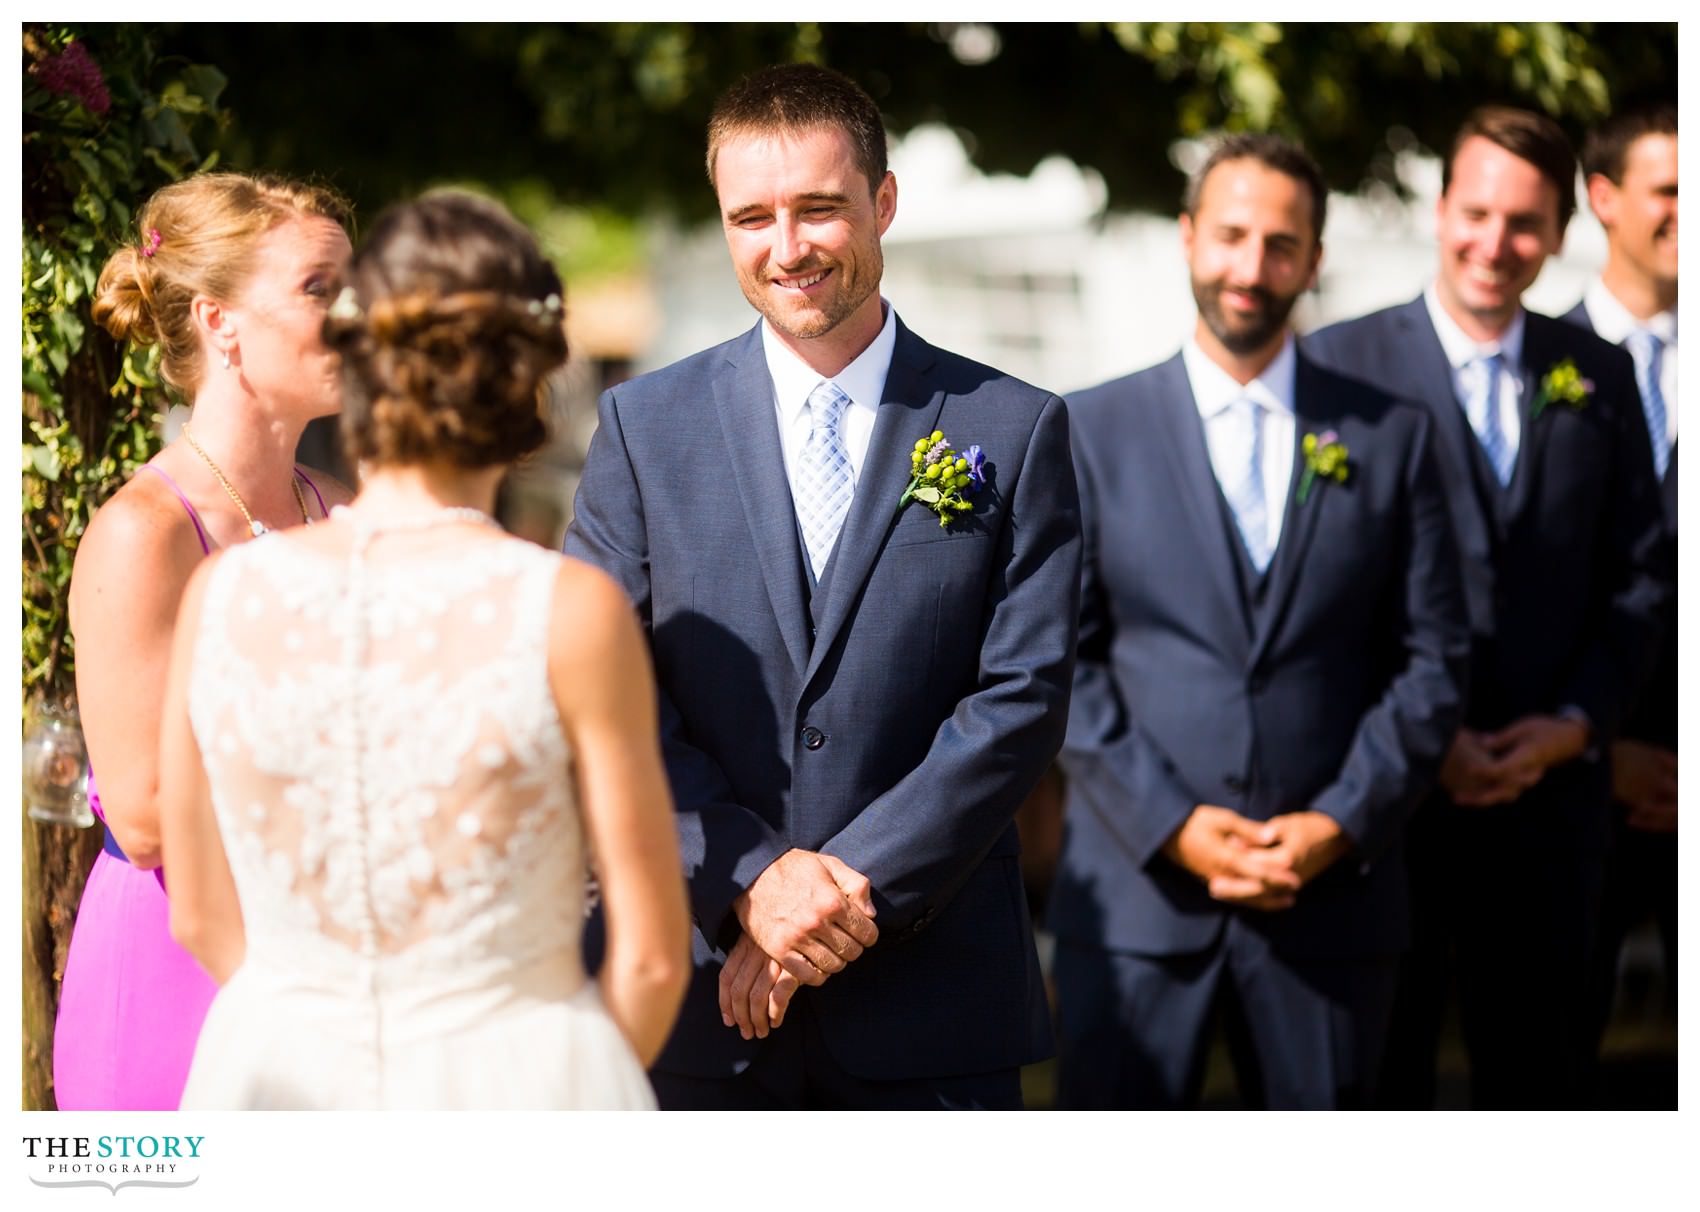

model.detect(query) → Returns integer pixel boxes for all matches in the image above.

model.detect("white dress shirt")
[761,299,897,492]
[1582,277,1678,446]
[1182,333,1298,558]
[1425,283,1526,467]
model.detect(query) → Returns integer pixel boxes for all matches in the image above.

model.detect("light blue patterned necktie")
[1466,352,1515,486]
[1224,396,1272,573]
[795,381,854,578]
[1625,327,1672,481]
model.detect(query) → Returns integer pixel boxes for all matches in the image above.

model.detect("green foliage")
[21,25,227,698]
[155,22,1673,223]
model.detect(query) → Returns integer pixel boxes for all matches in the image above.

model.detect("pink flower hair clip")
[142,228,162,258]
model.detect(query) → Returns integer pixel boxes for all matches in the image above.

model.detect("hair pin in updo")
[328,285,363,321]
[525,293,562,317]
[141,228,162,258]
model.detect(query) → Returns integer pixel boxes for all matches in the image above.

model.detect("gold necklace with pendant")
[182,424,309,537]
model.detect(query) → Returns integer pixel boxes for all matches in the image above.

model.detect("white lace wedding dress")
[176,514,655,1109]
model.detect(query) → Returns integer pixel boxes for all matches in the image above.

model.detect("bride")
[157,191,689,1109]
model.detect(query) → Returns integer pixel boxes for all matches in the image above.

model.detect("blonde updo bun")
[91,172,351,398]
[324,191,567,469]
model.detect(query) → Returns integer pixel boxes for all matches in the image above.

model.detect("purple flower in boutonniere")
[1530,357,1594,421]
[898,429,981,527]
[965,443,987,488]
[1296,429,1349,505]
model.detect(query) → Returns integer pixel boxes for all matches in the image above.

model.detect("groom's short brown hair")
[706,63,888,195]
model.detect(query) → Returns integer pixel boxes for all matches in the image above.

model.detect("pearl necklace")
[329,504,501,535]
[182,424,309,537]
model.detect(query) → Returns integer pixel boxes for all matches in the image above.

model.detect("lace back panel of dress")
[188,536,582,982]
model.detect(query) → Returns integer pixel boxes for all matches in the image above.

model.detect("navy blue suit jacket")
[1304,297,1668,745]
[1051,349,1469,960]
[567,318,1079,1080]
[1561,299,1678,752]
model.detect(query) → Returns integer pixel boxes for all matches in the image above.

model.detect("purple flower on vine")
[32,41,111,117]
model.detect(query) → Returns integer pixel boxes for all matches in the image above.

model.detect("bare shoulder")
[74,470,205,593]
[551,556,640,646]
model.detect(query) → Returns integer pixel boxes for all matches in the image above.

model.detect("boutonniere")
[898,429,984,527]
[1530,358,1594,420]
[1296,429,1350,505]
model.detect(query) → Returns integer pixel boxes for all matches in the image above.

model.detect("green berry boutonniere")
[898,430,984,527]
[1531,358,1594,420]
[1297,429,1350,505]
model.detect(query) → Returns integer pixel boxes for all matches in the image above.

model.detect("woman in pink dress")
[54,172,354,1109]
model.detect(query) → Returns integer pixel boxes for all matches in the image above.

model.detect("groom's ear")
[874,171,897,238]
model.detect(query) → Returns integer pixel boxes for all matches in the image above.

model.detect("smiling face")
[1181,156,1321,372]
[714,124,896,372]
[1594,132,1679,294]
[1434,135,1564,340]
[222,215,352,418]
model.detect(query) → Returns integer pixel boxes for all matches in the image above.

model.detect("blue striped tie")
[795,381,854,578]
[1625,327,1672,481]
[1467,353,1515,486]
[1224,397,1272,572]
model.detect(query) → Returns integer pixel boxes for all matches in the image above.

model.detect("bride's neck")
[351,462,505,519]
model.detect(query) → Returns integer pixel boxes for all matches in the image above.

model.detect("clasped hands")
[1163,805,1350,911]
[1440,715,1589,808]
[717,848,878,1041]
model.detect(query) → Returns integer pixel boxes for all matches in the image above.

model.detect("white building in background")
[638,123,1607,396]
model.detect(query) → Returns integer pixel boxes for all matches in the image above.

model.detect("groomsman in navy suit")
[1562,104,1678,1061]
[1305,107,1669,1107]
[1052,134,1469,1108]
[568,64,1078,1108]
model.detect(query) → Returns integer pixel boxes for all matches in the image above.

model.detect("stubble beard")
[746,240,884,343]
[1194,277,1297,356]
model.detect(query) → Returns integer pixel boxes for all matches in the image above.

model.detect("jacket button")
[1224,774,1247,794]
[801,726,826,750]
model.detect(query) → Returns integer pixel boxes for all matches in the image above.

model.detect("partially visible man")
[1052,134,1468,1109]
[567,63,1078,1109]
[1305,106,1669,1108]
[1563,103,1678,1061]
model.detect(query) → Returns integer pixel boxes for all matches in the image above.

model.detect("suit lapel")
[1506,314,1556,519]
[1149,355,1253,660]
[714,325,811,676]
[1246,355,1330,671]
[1398,300,1498,529]
[803,321,945,686]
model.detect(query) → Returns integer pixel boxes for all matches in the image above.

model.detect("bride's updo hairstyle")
[324,191,567,469]
[93,172,351,398]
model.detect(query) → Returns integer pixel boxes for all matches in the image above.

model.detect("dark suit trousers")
[648,995,1024,1110]
[1381,780,1610,1109]
[1587,809,1678,1045]
[1053,919,1397,1109]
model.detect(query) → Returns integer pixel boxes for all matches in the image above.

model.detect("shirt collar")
[1424,281,1526,370]
[1181,331,1298,420]
[761,298,898,425]
[1583,277,1678,347]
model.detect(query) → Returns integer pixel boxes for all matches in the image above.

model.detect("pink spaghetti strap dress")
[52,463,328,1109]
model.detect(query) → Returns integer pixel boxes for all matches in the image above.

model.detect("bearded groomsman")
[1051,134,1468,1109]
[1305,106,1669,1108]
[1562,103,1678,1064]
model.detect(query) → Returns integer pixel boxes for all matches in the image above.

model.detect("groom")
[567,63,1079,1109]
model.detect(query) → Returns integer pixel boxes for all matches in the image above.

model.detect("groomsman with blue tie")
[568,63,1078,1109]
[1305,107,1670,1107]
[1052,134,1469,1108]
[1562,103,1678,1063]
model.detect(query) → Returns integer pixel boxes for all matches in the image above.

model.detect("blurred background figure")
[1563,104,1678,1088]
[55,172,353,1110]
[1304,107,1668,1108]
